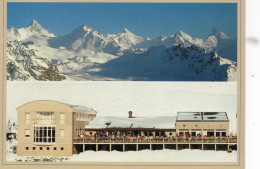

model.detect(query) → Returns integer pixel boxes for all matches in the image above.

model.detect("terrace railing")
[73,136,237,144]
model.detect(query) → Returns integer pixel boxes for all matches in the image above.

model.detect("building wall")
[73,113,96,139]
[175,121,229,136]
[16,100,74,156]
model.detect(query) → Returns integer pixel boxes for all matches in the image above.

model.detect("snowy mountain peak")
[76,24,94,32]
[122,28,131,33]
[177,30,185,35]
[113,28,144,50]
[210,28,231,40]
[175,30,191,38]
[30,19,40,26]
[27,19,44,30]
[23,19,56,38]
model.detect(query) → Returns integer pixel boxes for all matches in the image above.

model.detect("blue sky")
[7,3,237,39]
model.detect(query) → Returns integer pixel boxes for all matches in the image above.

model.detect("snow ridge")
[87,44,236,81]
[7,40,66,81]
[7,20,237,81]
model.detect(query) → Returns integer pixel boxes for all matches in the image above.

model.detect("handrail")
[73,136,237,144]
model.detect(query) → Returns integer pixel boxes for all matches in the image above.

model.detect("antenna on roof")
[105,122,111,128]
[130,123,133,128]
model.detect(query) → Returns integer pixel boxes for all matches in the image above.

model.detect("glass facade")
[34,126,55,143]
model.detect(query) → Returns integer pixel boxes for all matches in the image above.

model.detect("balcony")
[73,136,237,144]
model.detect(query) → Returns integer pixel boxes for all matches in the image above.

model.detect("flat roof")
[65,103,97,115]
[85,116,176,129]
[176,112,229,121]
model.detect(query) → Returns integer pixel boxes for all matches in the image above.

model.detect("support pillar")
[110,144,112,152]
[176,144,178,150]
[215,144,217,151]
[96,144,98,151]
[83,144,85,152]
[150,144,152,150]
[189,143,191,149]
[123,144,125,152]
[228,144,230,150]
[136,144,138,151]
[163,144,165,150]
[202,144,204,151]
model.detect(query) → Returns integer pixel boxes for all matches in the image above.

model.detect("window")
[61,147,64,151]
[54,147,57,150]
[76,113,91,121]
[25,113,30,124]
[216,130,227,137]
[25,129,30,137]
[33,147,36,150]
[36,112,54,124]
[60,113,65,124]
[60,129,64,138]
[25,147,29,150]
[47,147,50,150]
[34,126,55,143]
[40,147,42,150]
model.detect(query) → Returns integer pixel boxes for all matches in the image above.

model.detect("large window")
[36,112,54,124]
[34,126,55,143]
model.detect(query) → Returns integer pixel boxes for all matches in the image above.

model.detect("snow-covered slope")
[48,25,107,50]
[87,44,236,81]
[28,45,119,75]
[134,30,204,49]
[20,20,56,38]
[7,20,237,81]
[113,28,144,50]
[7,40,66,81]
[7,20,56,46]
[48,25,121,55]
[48,26,145,55]
[134,29,237,62]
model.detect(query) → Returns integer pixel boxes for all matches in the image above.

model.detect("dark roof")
[176,112,229,121]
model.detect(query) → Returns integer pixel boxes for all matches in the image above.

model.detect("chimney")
[128,111,133,118]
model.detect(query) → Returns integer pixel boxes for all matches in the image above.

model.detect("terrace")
[73,136,237,144]
[73,136,237,153]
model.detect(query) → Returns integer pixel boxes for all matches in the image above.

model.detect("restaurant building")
[16,100,236,156]
[16,100,97,156]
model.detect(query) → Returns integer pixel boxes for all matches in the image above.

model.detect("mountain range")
[7,19,237,81]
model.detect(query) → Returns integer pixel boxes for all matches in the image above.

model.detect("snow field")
[5,140,236,162]
[67,149,237,162]
[7,82,237,133]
